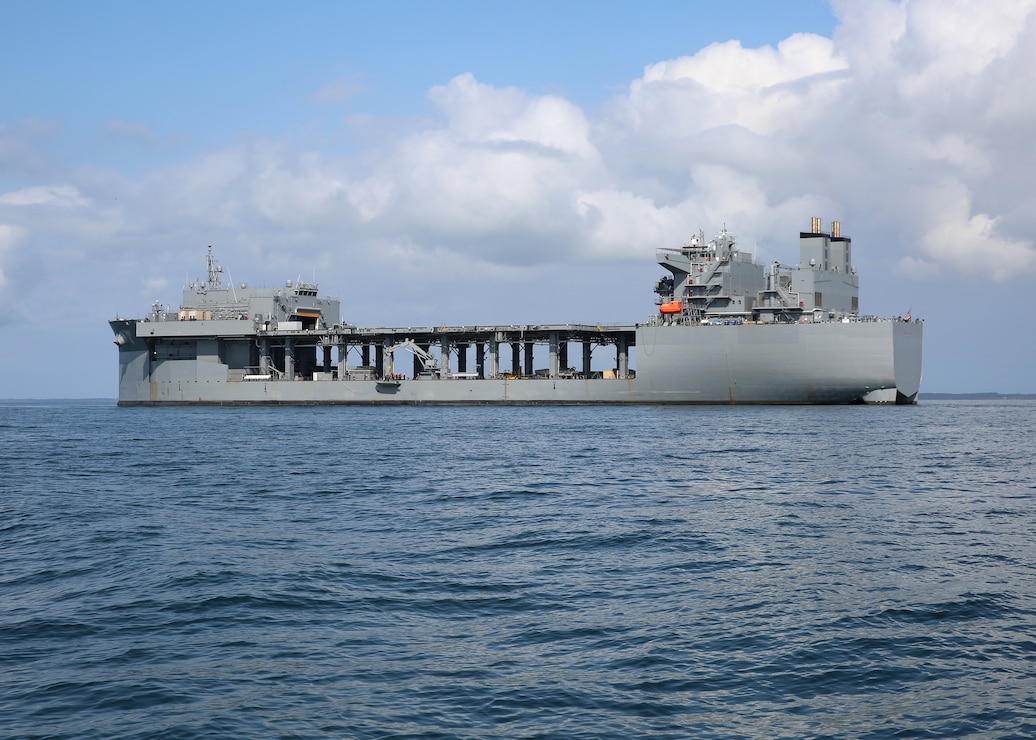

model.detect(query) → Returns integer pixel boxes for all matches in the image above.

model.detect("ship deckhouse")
[653,218,861,324]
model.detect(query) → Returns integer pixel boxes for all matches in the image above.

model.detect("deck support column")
[322,345,332,374]
[285,337,295,379]
[362,344,371,368]
[511,343,521,377]
[617,337,629,379]
[259,338,270,375]
[375,344,385,378]
[559,341,568,374]
[582,342,592,377]
[477,342,487,378]
[488,337,499,378]
[457,344,467,373]
[337,340,348,379]
[549,332,559,378]
[524,342,534,377]
[440,339,451,378]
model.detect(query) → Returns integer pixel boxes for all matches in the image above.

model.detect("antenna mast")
[206,246,224,287]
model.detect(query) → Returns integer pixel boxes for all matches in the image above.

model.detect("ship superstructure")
[653,218,859,324]
[111,220,923,405]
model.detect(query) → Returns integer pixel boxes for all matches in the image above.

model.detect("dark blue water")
[2,400,1035,739]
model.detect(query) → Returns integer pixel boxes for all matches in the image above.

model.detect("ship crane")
[385,339,443,379]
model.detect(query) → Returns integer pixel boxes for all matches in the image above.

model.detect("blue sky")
[2,0,1035,397]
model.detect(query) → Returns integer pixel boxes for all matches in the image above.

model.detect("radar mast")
[206,246,223,288]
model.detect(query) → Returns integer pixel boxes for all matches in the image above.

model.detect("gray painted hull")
[112,319,922,406]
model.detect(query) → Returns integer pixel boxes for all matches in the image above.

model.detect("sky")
[2,0,1035,397]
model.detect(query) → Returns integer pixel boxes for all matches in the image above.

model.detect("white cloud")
[574,189,689,259]
[897,0,1032,87]
[248,150,349,226]
[333,73,611,264]
[0,224,26,294]
[913,181,1034,281]
[6,0,1036,305]
[427,73,597,158]
[345,175,394,222]
[617,33,849,138]
[594,0,1036,279]
[0,184,89,207]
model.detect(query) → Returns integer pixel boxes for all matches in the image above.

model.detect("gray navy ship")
[110,218,923,405]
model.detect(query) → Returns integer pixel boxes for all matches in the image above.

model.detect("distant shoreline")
[920,392,1036,400]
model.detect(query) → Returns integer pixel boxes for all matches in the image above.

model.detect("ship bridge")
[653,218,862,325]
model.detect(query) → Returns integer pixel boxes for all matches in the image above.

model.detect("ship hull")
[111,319,922,406]
[636,320,922,404]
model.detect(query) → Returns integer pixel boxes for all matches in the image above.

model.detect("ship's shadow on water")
[1,400,1035,738]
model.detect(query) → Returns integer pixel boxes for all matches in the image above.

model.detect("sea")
[2,399,1034,739]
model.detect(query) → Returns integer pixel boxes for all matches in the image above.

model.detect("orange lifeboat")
[659,301,683,315]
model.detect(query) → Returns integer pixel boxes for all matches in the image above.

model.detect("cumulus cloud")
[6,0,1036,297]
[910,181,1035,280]
[622,33,849,137]
[594,0,1036,277]
[427,73,598,158]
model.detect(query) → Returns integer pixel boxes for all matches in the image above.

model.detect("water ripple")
[1,399,1035,738]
